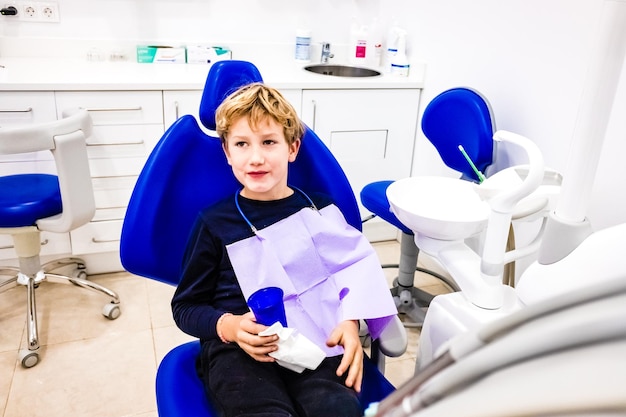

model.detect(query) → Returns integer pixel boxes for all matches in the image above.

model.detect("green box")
[136,45,186,64]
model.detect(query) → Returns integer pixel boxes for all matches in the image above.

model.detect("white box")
[186,45,231,64]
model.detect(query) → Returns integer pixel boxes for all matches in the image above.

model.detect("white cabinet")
[54,91,164,259]
[301,89,421,239]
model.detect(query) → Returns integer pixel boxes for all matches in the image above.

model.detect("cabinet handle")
[0,239,48,250]
[310,100,317,131]
[174,101,180,120]
[91,237,120,244]
[0,107,33,113]
[86,140,145,146]
[83,106,143,112]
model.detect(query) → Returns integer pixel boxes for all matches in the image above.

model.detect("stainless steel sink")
[304,64,381,78]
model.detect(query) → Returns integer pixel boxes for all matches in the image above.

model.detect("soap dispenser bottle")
[390,30,410,76]
[350,20,369,65]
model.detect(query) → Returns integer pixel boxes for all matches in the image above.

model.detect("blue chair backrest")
[120,60,360,286]
[421,87,495,181]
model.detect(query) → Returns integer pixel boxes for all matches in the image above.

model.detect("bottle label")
[295,36,311,61]
[355,40,367,58]
[391,63,410,77]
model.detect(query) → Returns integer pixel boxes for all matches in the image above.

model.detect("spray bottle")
[390,29,410,76]
[384,21,402,73]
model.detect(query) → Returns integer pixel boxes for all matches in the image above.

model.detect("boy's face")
[223,115,300,201]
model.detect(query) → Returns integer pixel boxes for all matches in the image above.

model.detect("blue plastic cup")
[247,287,288,327]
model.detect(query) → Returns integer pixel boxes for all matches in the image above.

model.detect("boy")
[172,82,396,417]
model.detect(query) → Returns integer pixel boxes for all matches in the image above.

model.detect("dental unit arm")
[473,130,545,305]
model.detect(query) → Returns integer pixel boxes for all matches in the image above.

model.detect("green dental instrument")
[458,144,486,183]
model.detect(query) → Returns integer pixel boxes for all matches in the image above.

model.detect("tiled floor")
[0,241,450,417]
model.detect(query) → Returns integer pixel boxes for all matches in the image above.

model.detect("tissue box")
[186,45,231,64]
[136,46,186,64]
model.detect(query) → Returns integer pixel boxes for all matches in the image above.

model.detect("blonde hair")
[215,82,304,146]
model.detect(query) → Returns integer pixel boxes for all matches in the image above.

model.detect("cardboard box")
[186,45,232,64]
[136,46,186,64]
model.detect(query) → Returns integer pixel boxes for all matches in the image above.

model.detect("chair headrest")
[421,87,495,181]
[199,60,264,131]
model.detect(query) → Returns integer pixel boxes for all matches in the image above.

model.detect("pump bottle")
[390,30,410,77]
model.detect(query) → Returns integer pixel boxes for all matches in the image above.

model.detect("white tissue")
[259,322,326,373]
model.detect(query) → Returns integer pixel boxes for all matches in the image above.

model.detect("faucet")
[320,42,334,64]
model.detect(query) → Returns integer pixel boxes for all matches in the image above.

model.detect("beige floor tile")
[384,357,417,388]
[145,278,177,329]
[4,328,157,417]
[0,351,16,413]
[0,282,26,354]
[11,272,151,350]
[152,325,196,365]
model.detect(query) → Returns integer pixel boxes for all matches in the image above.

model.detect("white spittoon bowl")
[387,176,490,241]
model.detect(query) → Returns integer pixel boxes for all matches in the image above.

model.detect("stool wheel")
[103,303,121,320]
[19,350,39,368]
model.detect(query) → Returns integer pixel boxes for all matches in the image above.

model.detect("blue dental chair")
[120,60,403,416]
[360,87,495,323]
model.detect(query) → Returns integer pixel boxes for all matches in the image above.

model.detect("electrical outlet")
[39,1,58,21]
[19,2,38,19]
[17,1,59,22]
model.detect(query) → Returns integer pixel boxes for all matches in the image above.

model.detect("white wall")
[2,0,624,230]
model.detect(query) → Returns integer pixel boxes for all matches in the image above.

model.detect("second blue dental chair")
[120,60,406,416]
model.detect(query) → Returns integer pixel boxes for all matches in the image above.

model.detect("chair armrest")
[37,109,96,233]
[377,315,408,358]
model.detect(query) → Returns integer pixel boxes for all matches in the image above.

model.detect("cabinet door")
[279,89,303,117]
[163,90,204,129]
[301,89,420,214]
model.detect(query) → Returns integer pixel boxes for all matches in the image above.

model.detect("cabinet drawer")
[55,91,164,125]
[0,92,57,164]
[89,156,149,178]
[0,232,71,261]
[86,124,163,177]
[70,220,122,255]
[92,176,136,220]
[0,91,57,128]
[0,160,56,176]
[86,124,162,149]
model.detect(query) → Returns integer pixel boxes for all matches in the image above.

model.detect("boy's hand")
[326,320,363,392]
[221,312,279,362]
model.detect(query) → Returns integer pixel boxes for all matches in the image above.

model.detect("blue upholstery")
[0,174,61,227]
[120,60,394,416]
[157,341,395,417]
[421,87,494,182]
[360,181,412,235]
[199,61,264,131]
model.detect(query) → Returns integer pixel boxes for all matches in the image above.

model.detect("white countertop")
[0,56,425,91]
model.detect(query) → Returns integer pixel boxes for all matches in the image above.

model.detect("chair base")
[0,257,121,368]
[384,232,457,328]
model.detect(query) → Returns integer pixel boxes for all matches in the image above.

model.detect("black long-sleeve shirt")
[171,190,333,342]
